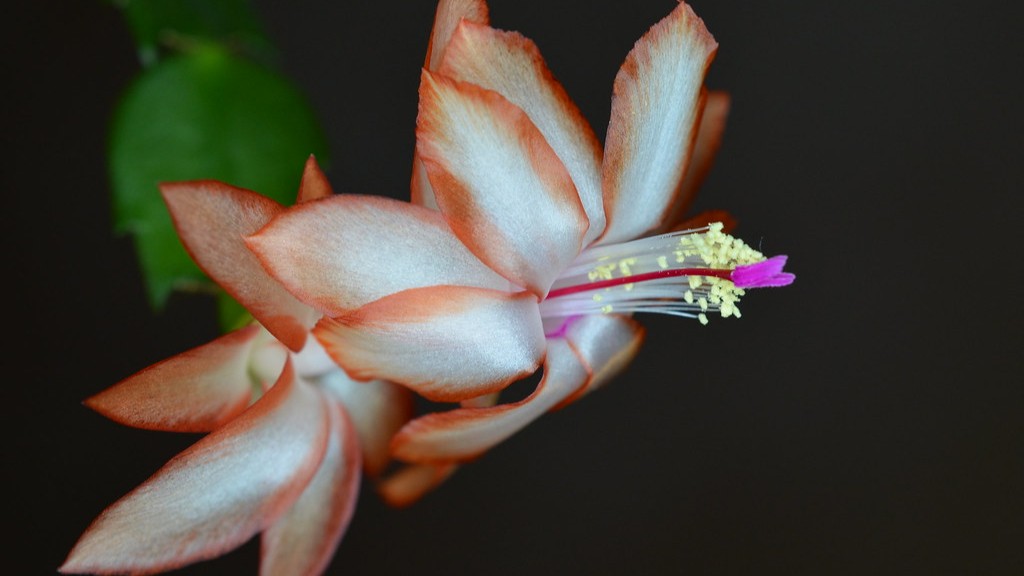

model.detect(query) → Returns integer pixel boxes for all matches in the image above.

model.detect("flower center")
[539,222,793,325]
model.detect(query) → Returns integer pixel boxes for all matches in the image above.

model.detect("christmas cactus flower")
[247,0,793,470]
[61,159,417,575]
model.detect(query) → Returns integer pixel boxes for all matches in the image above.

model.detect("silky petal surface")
[440,22,605,244]
[600,2,718,244]
[260,397,360,576]
[297,155,334,203]
[162,181,316,351]
[418,70,588,297]
[377,463,458,508]
[314,286,546,403]
[84,326,260,433]
[391,338,588,463]
[413,0,490,207]
[558,313,645,407]
[662,90,730,230]
[61,363,329,575]
[248,194,508,315]
[318,370,414,477]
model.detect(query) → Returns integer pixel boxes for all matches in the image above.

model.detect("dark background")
[8,0,1022,574]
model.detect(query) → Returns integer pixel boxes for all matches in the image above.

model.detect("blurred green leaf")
[109,44,329,313]
[114,0,274,66]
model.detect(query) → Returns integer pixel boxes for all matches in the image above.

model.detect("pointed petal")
[661,90,730,230]
[61,362,330,576]
[260,397,360,576]
[314,286,545,403]
[248,194,508,315]
[600,2,718,244]
[671,209,738,234]
[418,70,588,297]
[84,326,260,433]
[161,181,317,351]
[377,463,459,508]
[318,370,414,477]
[412,0,490,206]
[391,339,587,463]
[556,313,645,408]
[440,21,605,244]
[425,0,490,71]
[297,155,334,203]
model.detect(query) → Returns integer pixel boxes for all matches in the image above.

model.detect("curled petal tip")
[731,255,795,288]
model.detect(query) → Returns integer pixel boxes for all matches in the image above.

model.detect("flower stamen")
[540,223,793,324]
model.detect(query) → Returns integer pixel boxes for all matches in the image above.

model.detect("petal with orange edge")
[61,361,329,576]
[661,90,731,231]
[162,181,317,351]
[390,339,587,463]
[318,370,414,477]
[296,155,334,203]
[314,286,545,403]
[248,194,508,315]
[377,463,459,508]
[413,0,490,207]
[600,2,718,244]
[440,22,605,244]
[260,397,360,576]
[557,313,645,408]
[418,70,588,297]
[84,325,261,433]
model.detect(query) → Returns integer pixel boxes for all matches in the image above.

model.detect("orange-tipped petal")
[599,2,718,245]
[296,155,334,203]
[84,325,261,433]
[662,90,731,230]
[440,21,605,244]
[248,194,508,315]
[260,397,360,576]
[314,286,546,403]
[556,314,646,408]
[413,0,490,207]
[61,361,330,575]
[161,181,317,351]
[425,0,489,71]
[418,70,588,297]
[671,209,738,235]
[377,463,459,508]
[318,370,414,477]
[390,339,586,464]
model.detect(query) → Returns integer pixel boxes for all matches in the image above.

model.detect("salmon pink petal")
[314,286,546,403]
[247,194,508,315]
[60,361,330,576]
[600,2,718,244]
[556,314,646,408]
[161,181,317,351]
[84,325,260,433]
[318,370,414,477]
[377,463,459,508]
[439,21,605,244]
[662,90,731,230]
[417,70,589,297]
[413,0,490,207]
[390,339,587,463]
[425,0,489,71]
[296,155,334,203]
[260,397,360,576]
